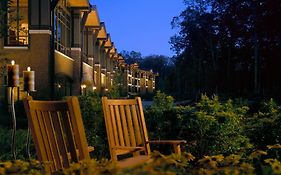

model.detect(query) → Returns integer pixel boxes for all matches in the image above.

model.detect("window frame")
[4,0,29,47]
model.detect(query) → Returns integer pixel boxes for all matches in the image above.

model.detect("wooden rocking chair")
[23,96,93,173]
[102,97,186,168]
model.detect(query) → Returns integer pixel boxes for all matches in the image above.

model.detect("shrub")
[146,94,252,157]
[184,95,252,156]
[245,99,281,148]
[151,91,174,112]
[0,128,34,160]
[78,92,109,159]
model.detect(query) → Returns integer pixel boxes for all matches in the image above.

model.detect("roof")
[67,0,89,8]
[85,6,100,28]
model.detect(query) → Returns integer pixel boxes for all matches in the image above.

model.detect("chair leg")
[173,144,181,156]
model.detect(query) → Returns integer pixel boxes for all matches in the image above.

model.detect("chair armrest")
[147,140,186,155]
[88,146,94,153]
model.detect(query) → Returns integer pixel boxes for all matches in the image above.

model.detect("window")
[55,75,72,99]
[54,6,71,55]
[5,0,29,46]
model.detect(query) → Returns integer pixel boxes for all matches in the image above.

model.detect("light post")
[23,66,35,158]
[7,60,19,160]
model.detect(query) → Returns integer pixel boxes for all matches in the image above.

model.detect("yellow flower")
[267,144,281,149]
[224,154,241,165]
[208,160,218,169]
[264,158,278,165]
[239,163,255,174]
[3,161,12,169]
[222,167,240,175]
[249,150,267,159]
[198,155,224,169]
[198,156,212,166]
[198,168,214,175]
[211,154,224,162]
[186,152,195,161]
[272,163,281,174]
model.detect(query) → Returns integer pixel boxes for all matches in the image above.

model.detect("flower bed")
[0,145,280,175]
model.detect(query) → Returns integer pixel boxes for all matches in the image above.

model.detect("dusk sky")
[90,0,185,57]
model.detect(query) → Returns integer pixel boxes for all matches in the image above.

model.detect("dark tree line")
[169,0,281,99]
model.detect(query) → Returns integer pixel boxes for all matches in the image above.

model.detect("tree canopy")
[169,0,281,99]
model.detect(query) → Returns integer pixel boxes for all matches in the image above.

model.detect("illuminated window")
[54,6,71,55]
[5,0,29,46]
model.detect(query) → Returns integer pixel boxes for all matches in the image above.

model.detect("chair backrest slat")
[41,111,63,170]
[49,111,70,168]
[125,104,137,147]
[36,110,57,172]
[114,105,125,147]
[110,105,119,146]
[24,96,90,174]
[119,105,130,146]
[131,105,142,146]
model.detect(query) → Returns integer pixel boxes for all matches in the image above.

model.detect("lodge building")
[0,0,157,101]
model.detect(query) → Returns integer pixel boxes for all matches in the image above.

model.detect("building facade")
[0,0,156,101]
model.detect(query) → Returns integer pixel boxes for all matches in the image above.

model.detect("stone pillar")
[140,72,146,95]
[94,63,101,93]
[147,75,153,94]
[71,10,82,95]
[93,41,101,93]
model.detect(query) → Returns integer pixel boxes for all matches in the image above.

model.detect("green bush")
[146,94,252,157]
[151,91,174,112]
[0,128,34,160]
[245,99,281,148]
[78,92,109,159]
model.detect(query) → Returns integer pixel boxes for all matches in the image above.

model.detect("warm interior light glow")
[93,86,97,90]
[105,88,108,91]
[81,84,86,89]
[11,60,15,65]
[27,67,31,71]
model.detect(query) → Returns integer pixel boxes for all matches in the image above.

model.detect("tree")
[120,50,143,65]
[170,0,281,99]
[0,0,12,38]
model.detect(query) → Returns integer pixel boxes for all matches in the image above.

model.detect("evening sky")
[90,0,184,57]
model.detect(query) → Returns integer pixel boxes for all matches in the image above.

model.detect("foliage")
[78,92,108,159]
[146,94,252,157]
[169,0,281,98]
[245,99,281,148]
[0,0,10,38]
[151,91,174,112]
[0,58,10,79]
[0,159,44,175]
[0,128,35,160]
[103,73,122,99]
[1,145,281,175]
[120,50,143,65]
